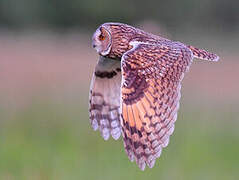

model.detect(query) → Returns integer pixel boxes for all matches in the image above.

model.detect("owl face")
[92,26,112,56]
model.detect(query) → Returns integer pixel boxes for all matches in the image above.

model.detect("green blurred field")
[0,33,239,180]
[1,95,239,180]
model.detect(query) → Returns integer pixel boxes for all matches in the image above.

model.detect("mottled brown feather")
[120,41,193,170]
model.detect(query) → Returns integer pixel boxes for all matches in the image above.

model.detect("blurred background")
[0,0,238,179]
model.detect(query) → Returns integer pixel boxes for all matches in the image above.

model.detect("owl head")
[92,23,136,58]
[92,25,112,56]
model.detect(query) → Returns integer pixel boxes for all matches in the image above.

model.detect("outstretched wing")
[89,56,122,140]
[120,41,193,170]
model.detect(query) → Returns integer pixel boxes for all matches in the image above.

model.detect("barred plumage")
[89,22,219,170]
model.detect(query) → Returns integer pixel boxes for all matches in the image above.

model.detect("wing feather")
[120,41,193,170]
[89,56,122,140]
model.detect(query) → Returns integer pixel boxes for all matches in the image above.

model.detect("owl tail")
[187,45,219,61]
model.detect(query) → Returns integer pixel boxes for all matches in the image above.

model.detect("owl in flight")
[89,22,219,170]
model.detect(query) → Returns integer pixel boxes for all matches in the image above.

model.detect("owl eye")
[98,34,105,41]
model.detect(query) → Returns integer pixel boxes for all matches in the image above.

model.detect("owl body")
[89,22,219,170]
[98,22,168,59]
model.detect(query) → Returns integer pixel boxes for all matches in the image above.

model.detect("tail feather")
[188,45,219,61]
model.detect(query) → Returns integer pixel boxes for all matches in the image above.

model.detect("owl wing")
[120,41,193,170]
[89,56,122,140]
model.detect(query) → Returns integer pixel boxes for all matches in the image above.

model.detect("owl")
[89,22,219,170]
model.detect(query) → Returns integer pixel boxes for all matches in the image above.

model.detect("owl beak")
[92,40,101,54]
[92,37,97,49]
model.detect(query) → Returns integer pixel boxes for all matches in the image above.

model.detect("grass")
[0,92,238,180]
